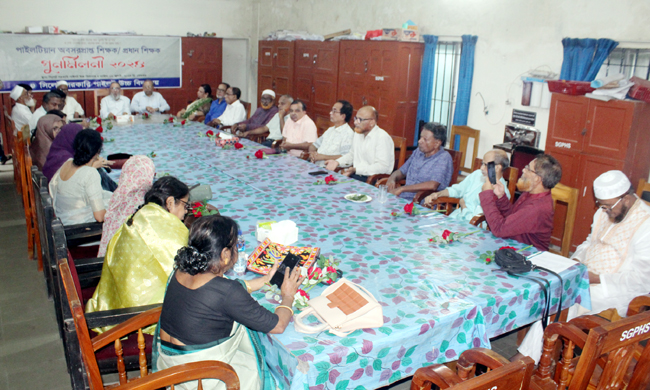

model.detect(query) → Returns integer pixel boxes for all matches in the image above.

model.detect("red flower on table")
[206,130,214,136]
[96,126,103,133]
[181,120,186,125]
[404,202,414,215]
[193,202,203,209]
[234,142,244,149]
[308,267,322,279]
[143,112,149,118]
[485,257,492,264]
[324,175,337,185]
[254,149,264,159]
[168,117,174,123]
[100,136,104,141]
[194,210,202,217]
[298,289,310,299]
[96,117,102,125]
[442,230,451,240]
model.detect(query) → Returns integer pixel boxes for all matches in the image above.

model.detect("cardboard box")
[25,26,42,33]
[400,29,419,42]
[382,28,420,42]
[43,26,60,34]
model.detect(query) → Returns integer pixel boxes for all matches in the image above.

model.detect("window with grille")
[597,47,650,80]
[429,41,462,133]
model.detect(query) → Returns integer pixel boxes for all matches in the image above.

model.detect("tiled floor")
[0,163,519,390]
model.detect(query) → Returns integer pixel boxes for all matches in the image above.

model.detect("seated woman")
[29,114,64,170]
[48,129,113,226]
[86,176,190,327]
[154,215,304,390]
[97,155,155,257]
[176,84,213,120]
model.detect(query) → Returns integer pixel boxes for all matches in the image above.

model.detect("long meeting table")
[103,118,591,390]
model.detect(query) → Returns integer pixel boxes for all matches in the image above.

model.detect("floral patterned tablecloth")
[104,122,591,390]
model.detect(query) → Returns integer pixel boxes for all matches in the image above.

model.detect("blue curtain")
[415,35,438,145]
[452,35,478,127]
[559,38,618,81]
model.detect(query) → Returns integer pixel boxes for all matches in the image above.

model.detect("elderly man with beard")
[515,170,650,363]
[10,85,34,130]
[233,89,278,136]
[478,154,562,251]
[100,82,131,119]
[425,149,511,218]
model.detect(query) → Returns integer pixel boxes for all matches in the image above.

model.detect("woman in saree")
[176,84,213,120]
[29,114,64,170]
[86,176,190,323]
[153,215,304,390]
[97,155,155,257]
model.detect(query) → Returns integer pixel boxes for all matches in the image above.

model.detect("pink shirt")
[282,115,317,157]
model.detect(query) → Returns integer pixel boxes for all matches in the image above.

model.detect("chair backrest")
[391,135,407,170]
[94,89,111,116]
[241,100,251,119]
[446,148,463,185]
[636,178,650,205]
[450,125,480,174]
[68,92,78,102]
[510,145,543,181]
[550,183,578,257]
[627,293,650,316]
[315,116,332,138]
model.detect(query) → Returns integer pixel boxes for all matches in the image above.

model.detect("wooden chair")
[471,158,519,204]
[533,309,650,390]
[4,106,22,195]
[315,116,332,138]
[411,348,535,390]
[366,135,408,186]
[636,178,650,205]
[241,100,252,119]
[550,183,578,257]
[450,125,480,174]
[94,89,111,116]
[58,257,240,390]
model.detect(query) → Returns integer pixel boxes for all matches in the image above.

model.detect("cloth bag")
[294,278,383,337]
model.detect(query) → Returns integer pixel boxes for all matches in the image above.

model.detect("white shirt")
[62,96,84,119]
[217,100,246,126]
[336,125,394,176]
[100,95,131,119]
[312,123,354,167]
[130,91,170,114]
[11,103,33,132]
[266,113,289,140]
[29,106,47,132]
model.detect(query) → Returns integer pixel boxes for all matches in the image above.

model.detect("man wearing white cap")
[234,89,278,138]
[516,170,650,363]
[56,80,84,119]
[130,80,170,114]
[9,85,33,131]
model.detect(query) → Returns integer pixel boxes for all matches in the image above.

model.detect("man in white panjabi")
[307,100,354,168]
[517,170,650,363]
[9,85,34,130]
[100,82,131,119]
[130,80,170,114]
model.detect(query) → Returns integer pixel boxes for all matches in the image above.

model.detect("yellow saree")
[86,203,189,331]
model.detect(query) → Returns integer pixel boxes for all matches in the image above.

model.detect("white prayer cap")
[55,80,68,88]
[10,85,25,100]
[261,89,276,98]
[593,170,631,200]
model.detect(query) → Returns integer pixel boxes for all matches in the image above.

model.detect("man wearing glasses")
[479,154,561,251]
[209,87,246,128]
[517,170,650,363]
[279,100,318,156]
[325,106,394,182]
[205,83,230,126]
[307,100,354,167]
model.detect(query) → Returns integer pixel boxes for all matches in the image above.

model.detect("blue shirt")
[398,148,453,201]
[204,99,228,124]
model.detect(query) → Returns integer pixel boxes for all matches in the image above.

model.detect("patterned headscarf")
[97,156,155,257]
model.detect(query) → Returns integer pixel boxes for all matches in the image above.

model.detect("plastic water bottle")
[234,229,247,276]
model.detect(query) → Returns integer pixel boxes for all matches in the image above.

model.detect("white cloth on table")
[336,125,394,176]
[130,91,170,114]
[62,96,84,118]
[29,106,47,133]
[217,100,246,126]
[100,96,131,119]
[48,159,112,226]
[11,103,33,132]
[312,123,354,167]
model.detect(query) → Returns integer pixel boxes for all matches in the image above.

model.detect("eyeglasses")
[523,164,539,175]
[330,109,341,114]
[354,117,373,122]
[225,93,235,96]
[596,197,623,211]
[179,199,192,212]
[217,88,227,92]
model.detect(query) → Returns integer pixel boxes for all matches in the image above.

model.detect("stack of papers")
[528,251,578,273]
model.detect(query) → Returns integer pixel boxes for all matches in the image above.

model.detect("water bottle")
[234,229,247,276]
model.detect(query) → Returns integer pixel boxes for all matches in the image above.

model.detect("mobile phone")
[270,253,301,288]
[308,170,328,176]
[487,161,497,185]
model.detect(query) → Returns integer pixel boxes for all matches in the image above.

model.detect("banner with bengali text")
[0,34,181,92]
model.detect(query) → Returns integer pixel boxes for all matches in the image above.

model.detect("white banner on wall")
[0,34,181,92]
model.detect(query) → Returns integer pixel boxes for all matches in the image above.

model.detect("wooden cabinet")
[258,41,295,103]
[294,41,340,124]
[546,94,650,250]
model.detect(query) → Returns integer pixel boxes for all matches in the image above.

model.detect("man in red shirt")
[478,154,562,251]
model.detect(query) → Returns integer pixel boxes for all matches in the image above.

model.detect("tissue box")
[25,26,42,34]
[247,238,320,275]
[215,137,241,147]
[115,115,134,124]
[255,220,276,242]
[43,26,60,34]
[382,28,419,42]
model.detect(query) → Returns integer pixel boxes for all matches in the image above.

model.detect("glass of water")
[377,185,388,204]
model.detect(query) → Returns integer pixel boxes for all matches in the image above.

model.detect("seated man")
[517,170,650,363]
[386,122,452,201]
[100,82,131,119]
[130,80,170,114]
[29,91,64,134]
[307,100,354,168]
[325,106,394,182]
[209,87,246,128]
[9,85,33,130]
[424,149,511,219]
[479,154,561,251]
[233,89,278,136]
[242,94,292,147]
[17,83,36,112]
[279,100,317,157]
[56,80,84,119]
[205,83,229,126]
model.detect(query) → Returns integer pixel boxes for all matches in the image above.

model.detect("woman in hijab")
[97,155,155,257]
[30,114,65,170]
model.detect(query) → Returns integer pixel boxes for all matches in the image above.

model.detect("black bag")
[495,248,533,274]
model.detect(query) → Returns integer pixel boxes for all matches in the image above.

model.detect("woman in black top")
[154,215,304,390]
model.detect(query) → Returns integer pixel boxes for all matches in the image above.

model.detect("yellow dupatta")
[85,203,188,332]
